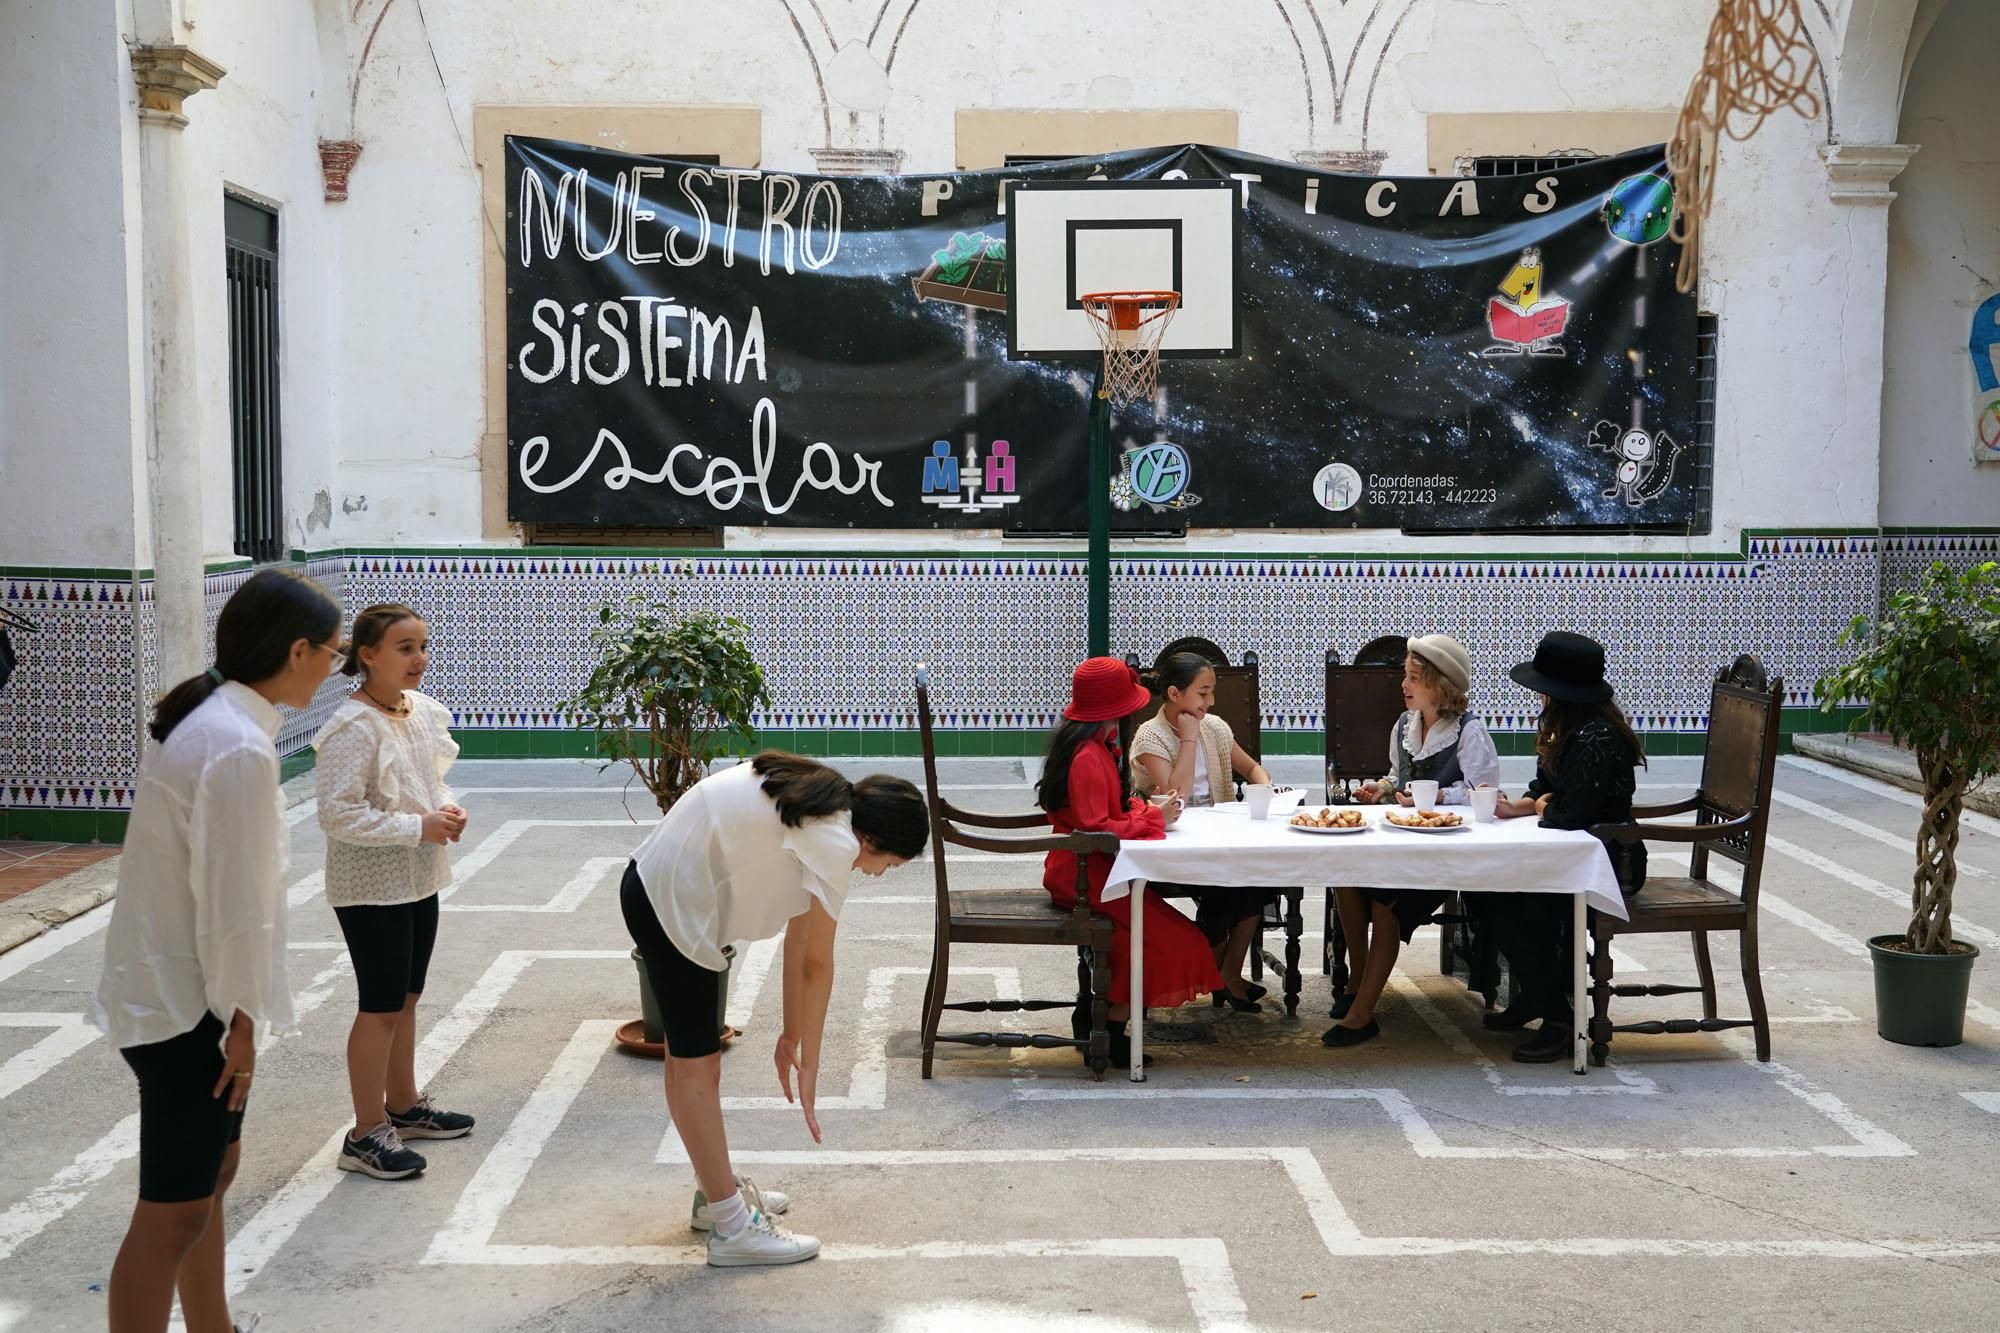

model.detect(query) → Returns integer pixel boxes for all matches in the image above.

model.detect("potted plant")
[564,582,773,1053]
[1816,560,2000,1047]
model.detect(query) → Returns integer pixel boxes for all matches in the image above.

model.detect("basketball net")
[1082,291,1181,405]
[1667,0,1822,293]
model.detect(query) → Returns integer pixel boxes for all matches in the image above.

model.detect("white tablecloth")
[1102,802,1629,921]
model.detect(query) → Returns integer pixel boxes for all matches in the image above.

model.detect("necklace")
[361,684,410,717]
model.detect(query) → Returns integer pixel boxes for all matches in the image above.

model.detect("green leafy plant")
[564,585,772,814]
[1816,561,2000,954]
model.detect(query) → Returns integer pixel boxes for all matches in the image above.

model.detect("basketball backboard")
[1005,179,1240,360]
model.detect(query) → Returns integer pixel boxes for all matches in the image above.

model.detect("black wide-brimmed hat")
[1509,631,1614,704]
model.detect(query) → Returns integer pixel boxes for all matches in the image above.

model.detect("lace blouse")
[313,692,460,907]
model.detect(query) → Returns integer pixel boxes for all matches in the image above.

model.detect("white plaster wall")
[316,0,1885,555]
[0,0,143,569]
[1879,0,2000,526]
[9,1,1963,567]
[172,0,342,561]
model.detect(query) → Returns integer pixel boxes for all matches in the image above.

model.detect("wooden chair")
[1118,644,1305,1017]
[1585,658,1781,1066]
[1320,647,1407,985]
[916,668,1115,1079]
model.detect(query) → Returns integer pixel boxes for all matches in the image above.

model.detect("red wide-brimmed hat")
[1062,656,1155,722]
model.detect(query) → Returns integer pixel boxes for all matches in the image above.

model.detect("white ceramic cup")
[1470,785,1499,822]
[1409,780,1440,812]
[1245,783,1276,820]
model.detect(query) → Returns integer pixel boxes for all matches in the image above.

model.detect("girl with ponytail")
[93,568,342,1333]
[619,750,927,1267]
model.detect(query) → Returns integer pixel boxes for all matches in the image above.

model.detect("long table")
[1102,800,1630,1078]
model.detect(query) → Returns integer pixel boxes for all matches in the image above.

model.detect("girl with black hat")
[1038,657,1224,1067]
[1486,631,1648,1063]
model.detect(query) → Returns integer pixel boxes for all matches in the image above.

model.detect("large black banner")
[506,140,1699,532]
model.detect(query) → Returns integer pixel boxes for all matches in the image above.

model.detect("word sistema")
[516,298,764,389]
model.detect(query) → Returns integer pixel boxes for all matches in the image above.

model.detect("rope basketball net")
[1667,0,1823,292]
[1082,292,1181,405]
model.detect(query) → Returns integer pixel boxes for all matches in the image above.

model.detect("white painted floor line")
[437,820,641,903]
[0,1300,22,1332]
[427,1022,1251,1327]
[1779,755,2000,840]
[714,965,1019,1114]
[220,949,627,1301]
[724,936,781,1031]
[1763,834,2000,951]
[1962,1091,2000,1115]
[425,1019,622,1268]
[1387,972,1658,1096]
[0,1114,139,1262]
[1772,789,1990,879]
[0,900,113,986]
[445,855,623,914]
[0,1014,98,1103]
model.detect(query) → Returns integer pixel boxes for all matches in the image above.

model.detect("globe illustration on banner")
[1128,441,1191,507]
[1602,171,1675,246]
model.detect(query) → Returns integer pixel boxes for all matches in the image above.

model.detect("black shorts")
[620,861,727,1059]
[333,895,440,1013]
[120,1012,246,1204]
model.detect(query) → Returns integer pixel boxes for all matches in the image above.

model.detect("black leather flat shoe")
[1482,1000,1541,1032]
[1107,1020,1155,1069]
[1320,1018,1380,1048]
[1211,989,1264,1014]
[1329,992,1357,1021]
[1511,1024,1572,1063]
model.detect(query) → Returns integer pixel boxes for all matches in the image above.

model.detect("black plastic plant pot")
[631,944,733,1047]
[1868,934,1979,1048]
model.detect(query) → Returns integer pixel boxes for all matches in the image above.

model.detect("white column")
[130,44,224,687]
[1819,143,1919,531]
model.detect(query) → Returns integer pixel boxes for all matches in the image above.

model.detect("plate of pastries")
[1287,807,1369,834]
[1384,809,1468,833]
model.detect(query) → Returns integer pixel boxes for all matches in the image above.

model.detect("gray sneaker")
[692,1174,791,1231]
[704,1208,820,1268]
[337,1123,427,1180]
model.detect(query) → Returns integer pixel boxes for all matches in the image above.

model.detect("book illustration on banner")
[913,231,1008,312]
[1587,421,1683,507]
[1111,440,1201,513]
[920,438,1022,514]
[1602,172,1676,246]
[1481,247,1571,359]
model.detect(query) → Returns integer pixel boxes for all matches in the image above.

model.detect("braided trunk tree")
[1819,561,2000,955]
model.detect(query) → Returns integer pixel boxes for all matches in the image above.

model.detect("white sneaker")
[705,1208,820,1268]
[691,1174,791,1231]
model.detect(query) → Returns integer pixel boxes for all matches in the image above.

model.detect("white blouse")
[313,692,460,908]
[1383,710,1501,805]
[91,682,295,1055]
[631,760,859,970]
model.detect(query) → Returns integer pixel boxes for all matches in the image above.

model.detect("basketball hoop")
[1081,291,1180,405]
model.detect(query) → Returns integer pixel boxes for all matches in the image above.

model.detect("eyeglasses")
[321,643,348,673]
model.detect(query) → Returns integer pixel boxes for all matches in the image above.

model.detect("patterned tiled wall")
[2,531,1986,823]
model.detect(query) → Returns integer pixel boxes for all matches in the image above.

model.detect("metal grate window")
[1462,152,1599,178]
[1691,312,1718,530]
[225,196,284,563]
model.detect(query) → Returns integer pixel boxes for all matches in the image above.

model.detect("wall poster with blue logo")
[505,139,1701,532]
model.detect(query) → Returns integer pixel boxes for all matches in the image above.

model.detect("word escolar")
[517,397,893,514]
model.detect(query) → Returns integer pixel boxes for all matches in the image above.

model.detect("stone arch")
[1829,0,1924,144]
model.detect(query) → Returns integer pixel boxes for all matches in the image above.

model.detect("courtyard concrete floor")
[1,753,1997,1331]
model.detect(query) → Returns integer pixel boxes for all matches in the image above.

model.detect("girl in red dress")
[1038,657,1223,1068]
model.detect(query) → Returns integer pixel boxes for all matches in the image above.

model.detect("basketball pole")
[1087,372,1111,656]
